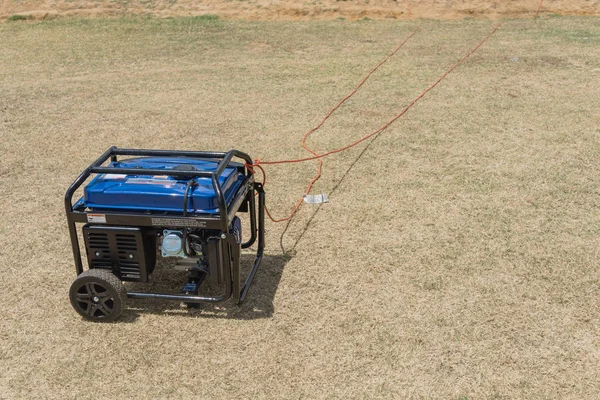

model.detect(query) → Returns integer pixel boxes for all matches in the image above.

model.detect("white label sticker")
[303,194,329,204]
[87,214,107,223]
[125,177,174,186]
[102,174,127,180]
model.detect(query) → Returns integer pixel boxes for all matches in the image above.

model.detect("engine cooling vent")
[83,225,155,283]
[85,231,112,269]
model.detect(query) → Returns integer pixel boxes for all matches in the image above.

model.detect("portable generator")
[65,147,265,322]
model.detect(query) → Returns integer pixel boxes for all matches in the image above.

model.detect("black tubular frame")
[65,146,265,305]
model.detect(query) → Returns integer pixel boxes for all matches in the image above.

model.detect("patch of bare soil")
[1,0,599,21]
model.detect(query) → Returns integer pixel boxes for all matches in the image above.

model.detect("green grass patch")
[192,14,219,21]
[7,14,33,21]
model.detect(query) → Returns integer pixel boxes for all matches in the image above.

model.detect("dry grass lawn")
[1,15,599,399]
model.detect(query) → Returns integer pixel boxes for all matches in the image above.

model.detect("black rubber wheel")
[69,269,124,322]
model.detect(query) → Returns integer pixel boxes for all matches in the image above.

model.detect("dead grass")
[1,0,599,21]
[1,16,600,399]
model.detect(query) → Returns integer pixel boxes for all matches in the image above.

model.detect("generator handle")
[213,150,253,231]
[64,146,117,274]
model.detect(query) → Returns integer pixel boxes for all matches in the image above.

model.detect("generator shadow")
[121,253,288,321]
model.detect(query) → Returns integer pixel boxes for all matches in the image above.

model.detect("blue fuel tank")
[81,157,245,214]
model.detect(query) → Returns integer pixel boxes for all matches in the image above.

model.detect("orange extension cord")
[249,22,503,223]
[536,0,544,17]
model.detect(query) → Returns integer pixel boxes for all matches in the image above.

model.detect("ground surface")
[1,0,599,21]
[1,15,600,399]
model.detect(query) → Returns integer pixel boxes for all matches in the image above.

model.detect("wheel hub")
[69,270,123,322]
[74,282,114,318]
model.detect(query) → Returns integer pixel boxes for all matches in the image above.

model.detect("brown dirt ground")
[1,14,600,400]
[1,0,599,21]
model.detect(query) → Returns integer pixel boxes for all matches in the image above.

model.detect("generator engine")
[162,230,186,258]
